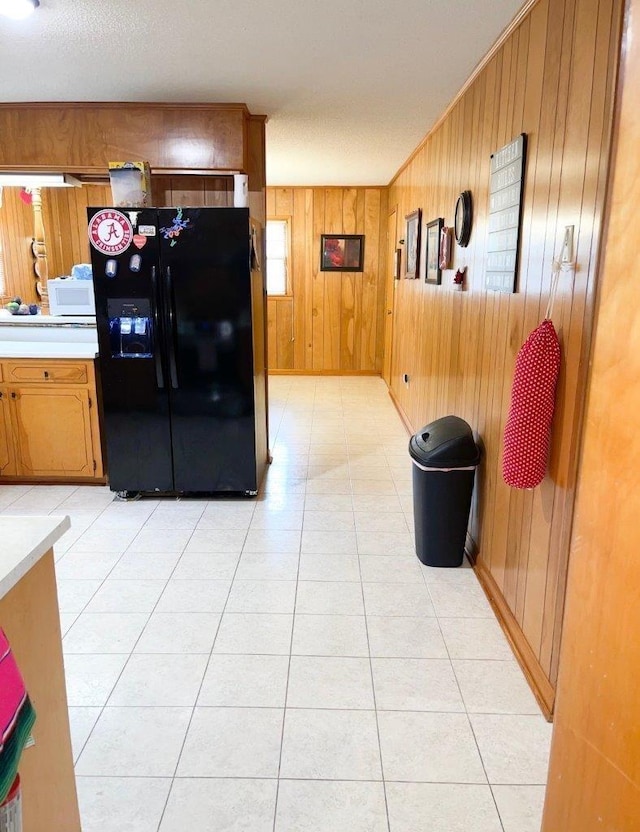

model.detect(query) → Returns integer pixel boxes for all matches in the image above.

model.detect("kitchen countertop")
[0,312,99,358]
[0,515,70,600]
[0,342,99,359]
[0,313,97,327]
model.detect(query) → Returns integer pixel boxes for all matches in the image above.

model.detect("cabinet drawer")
[4,361,88,385]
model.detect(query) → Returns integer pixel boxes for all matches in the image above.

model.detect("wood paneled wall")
[266,187,388,373]
[43,185,111,279]
[542,0,640,822]
[0,186,38,304]
[387,0,623,713]
[152,175,233,210]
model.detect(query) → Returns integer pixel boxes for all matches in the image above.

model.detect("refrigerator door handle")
[164,266,179,389]
[151,266,165,390]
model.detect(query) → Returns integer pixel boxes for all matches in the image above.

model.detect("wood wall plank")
[267,300,278,372]
[312,189,326,371]
[152,175,233,208]
[302,189,315,370]
[382,206,397,385]
[375,189,389,372]
[542,0,640,820]
[387,0,622,706]
[266,186,387,373]
[276,298,294,369]
[0,187,38,304]
[323,189,344,370]
[43,184,111,279]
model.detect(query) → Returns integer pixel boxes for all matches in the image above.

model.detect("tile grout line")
[270,380,314,831]
[270,492,304,831]
[355,461,392,831]
[73,772,549,785]
[71,498,208,793]
[154,502,257,831]
[67,702,528,712]
[27,486,111,768]
[423,561,507,832]
[1,483,78,516]
[60,490,143,763]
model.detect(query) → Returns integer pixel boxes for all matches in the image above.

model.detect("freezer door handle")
[151,266,165,389]
[164,266,179,389]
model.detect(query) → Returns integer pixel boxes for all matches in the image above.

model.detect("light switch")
[561,226,574,264]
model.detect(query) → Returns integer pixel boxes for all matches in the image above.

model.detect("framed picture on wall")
[320,234,364,271]
[404,210,421,278]
[425,217,444,284]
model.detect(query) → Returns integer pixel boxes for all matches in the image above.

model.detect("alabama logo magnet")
[88,210,134,255]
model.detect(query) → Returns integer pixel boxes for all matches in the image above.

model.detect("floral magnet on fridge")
[160,208,193,247]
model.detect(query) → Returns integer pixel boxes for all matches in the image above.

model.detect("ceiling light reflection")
[0,0,39,21]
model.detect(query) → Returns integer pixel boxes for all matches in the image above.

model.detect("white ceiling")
[0,0,524,186]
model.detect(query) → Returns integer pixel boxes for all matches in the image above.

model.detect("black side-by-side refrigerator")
[87,206,269,496]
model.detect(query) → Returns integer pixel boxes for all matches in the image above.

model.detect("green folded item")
[0,696,36,805]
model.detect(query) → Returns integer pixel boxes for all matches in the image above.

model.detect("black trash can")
[409,416,481,567]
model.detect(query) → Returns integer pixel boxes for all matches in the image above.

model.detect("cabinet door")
[10,386,97,478]
[0,388,16,476]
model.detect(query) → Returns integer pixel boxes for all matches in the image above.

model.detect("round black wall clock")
[454,190,473,247]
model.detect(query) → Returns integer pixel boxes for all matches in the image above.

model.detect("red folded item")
[502,319,561,489]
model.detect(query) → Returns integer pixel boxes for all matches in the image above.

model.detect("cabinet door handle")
[10,392,17,399]
[44,370,49,379]
[0,391,3,399]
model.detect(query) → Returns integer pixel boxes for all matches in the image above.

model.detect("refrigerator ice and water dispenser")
[107,298,153,358]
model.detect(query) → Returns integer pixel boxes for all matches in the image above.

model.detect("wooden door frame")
[383,206,398,385]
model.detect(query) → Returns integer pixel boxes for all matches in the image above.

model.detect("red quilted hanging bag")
[502,277,562,489]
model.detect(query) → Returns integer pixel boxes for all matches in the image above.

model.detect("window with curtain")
[266,218,290,295]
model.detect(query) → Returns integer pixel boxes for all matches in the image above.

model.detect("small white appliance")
[47,278,96,316]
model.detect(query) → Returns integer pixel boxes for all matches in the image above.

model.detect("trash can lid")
[409,415,481,468]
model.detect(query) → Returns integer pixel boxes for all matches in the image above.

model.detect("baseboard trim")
[387,385,413,436]
[0,476,107,486]
[268,369,381,376]
[474,557,556,721]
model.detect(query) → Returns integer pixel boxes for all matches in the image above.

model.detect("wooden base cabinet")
[0,544,81,831]
[0,386,16,476]
[0,359,103,482]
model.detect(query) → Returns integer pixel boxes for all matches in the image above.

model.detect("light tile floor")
[1,376,552,832]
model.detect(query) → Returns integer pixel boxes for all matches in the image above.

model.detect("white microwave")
[48,278,96,316]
